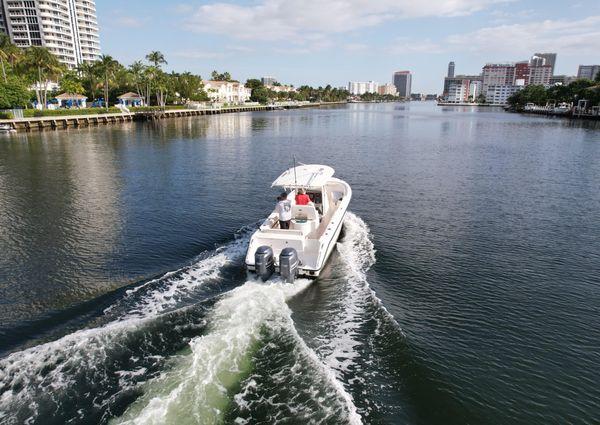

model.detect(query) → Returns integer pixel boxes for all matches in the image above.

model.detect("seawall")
[0,102,347,133]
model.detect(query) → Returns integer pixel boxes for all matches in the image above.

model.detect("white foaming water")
[114,231,251,320]
[113,279,315,424]
[0,215,385,424]
[0,234,249,424]
[314,212,377,376]
[314,212,400,385]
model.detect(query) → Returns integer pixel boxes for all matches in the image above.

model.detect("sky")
[97,0,600,94]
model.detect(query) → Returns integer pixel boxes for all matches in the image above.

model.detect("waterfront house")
[264,84,297,93]
[202,81,252,104]
[118,92,145,107]
[55,93,88,108]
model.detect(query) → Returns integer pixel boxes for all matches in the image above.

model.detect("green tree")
[19,46,64,109]
[78,61,101,100]
[211,70,233,81]
[153,69,173,107]
[128,60,146,96]
[146,51,167,68]
[245,79,270,104]
[251,86,269,104]
[0,34,21,83]
[59,70,85,95]
[173,71,206,101]
[0,76,31,108]
[143,65,159,106]
[96,55,120,109]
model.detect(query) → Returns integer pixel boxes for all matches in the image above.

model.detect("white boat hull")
[245,166,351,278]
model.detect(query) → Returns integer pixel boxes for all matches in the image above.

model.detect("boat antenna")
[293,155,298,187]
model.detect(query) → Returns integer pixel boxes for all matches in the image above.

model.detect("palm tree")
[96,55,120,110]
[145,51,167,68]
[0,34,21,83]
[143,65,160,106]
[19,47,64,109]
[78,61,101,101]
[128,60,146,97]
[0,42,8,83]
[59,70,85,95]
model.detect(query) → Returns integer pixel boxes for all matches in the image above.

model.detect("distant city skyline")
[94,1,600,93]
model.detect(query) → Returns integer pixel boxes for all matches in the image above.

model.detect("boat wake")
[0,231,252,425]
[112,279,360,425]
[0,213,402,424]
[291,212,406,421]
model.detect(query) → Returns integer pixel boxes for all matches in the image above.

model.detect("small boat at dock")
[0,124,15,133]
[245,164,351,282]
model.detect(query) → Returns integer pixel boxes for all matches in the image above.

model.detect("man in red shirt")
[295,188,311,205]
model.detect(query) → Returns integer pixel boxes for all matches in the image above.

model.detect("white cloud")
[182,0,511,42]
[114,16,149,28]
[172,50,227,60]
[174,3,194,14]
[172,45,256,60]
[385,37,444,54]
[446,16,600,56]
[344,43,369,52]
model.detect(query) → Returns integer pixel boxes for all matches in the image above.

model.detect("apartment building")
[485,85,522,105]
[393,71,411,98]
[203,80,252,104]
[348,81,378,95]
[0,0,100,68]
[482,64,515,90]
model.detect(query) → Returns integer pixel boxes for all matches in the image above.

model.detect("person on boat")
[276,192,292,229]
[295,188,311,205]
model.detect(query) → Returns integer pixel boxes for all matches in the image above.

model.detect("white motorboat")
[0,124,15,133]
[245,164,351,282]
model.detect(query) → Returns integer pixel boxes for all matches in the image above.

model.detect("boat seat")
[292,204,318,221]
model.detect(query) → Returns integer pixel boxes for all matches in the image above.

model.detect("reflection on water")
[0,131,122,327]
[1,103,600,425]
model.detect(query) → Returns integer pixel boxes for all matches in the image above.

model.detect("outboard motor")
[255,246,274,281]
[279,247,299,283]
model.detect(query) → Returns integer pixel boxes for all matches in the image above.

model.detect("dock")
[0,102,346,133]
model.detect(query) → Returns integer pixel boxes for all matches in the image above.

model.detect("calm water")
[0,103,599,424]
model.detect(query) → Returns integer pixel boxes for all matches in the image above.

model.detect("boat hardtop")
[245,163,351,282]
[271,164,335,189]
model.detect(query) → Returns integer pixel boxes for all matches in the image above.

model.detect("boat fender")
[279,247,299,283]
[255,246,274,281]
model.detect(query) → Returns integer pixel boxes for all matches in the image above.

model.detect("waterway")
[0,103,599,424]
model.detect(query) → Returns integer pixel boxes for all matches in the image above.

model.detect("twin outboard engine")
[255,246,274,281]
[254,246,299,283]
[279,247,299,283]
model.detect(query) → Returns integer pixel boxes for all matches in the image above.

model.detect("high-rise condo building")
[577,65,600,81]
[514,61,529,85]
[533,53,556,75]
[0,0,100,68]
[443,75,482,98]
[377,83,397,96]
[447,61,455,78]
[482,63,515,90]
[261,76,277,86]
[393,71,412,98]
[348,81,378,95]
[0,2,7,34]
[445,78,482,103]
[528,64,552,85]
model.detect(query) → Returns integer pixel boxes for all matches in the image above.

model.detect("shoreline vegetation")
[0,102,348,132]
[0,35,356,121]
[436,77,600,121]
[505,78,600,120]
